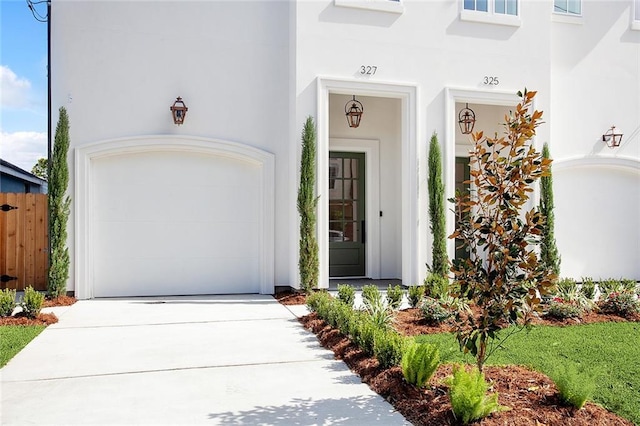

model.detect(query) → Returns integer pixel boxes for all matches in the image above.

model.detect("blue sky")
[0,0,48,172]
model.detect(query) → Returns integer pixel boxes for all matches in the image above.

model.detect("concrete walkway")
[0,295,409,425]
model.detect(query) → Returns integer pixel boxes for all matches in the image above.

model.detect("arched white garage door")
[75,137,274,299]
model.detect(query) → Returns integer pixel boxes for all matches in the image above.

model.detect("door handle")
[361,220,366,244]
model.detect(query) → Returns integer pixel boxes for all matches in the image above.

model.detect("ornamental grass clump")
[21,286,44,319]
[401,341,440,388]
[550,364,596,409]
[0,289,17,317]
[386,284,404,310]
[446,364,508,424]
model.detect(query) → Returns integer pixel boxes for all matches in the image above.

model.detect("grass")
[0,325,46,367]
[415,322,640,425]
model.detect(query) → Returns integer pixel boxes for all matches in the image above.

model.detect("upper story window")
[464,0,518,16]
[633,0,640,30]
[461,0,520,26]
[553,0,581,15]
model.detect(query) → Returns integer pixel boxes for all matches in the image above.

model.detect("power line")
[26,0,49,23]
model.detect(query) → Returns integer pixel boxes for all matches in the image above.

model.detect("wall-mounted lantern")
[345,95,364,128]
[602,125,623,148]
[170,97,188,125]
[458,103,476,135]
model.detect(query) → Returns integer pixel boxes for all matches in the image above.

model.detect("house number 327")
[360,66,378,75]
[484,76,499,85]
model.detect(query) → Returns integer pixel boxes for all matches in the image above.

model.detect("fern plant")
[401,341,440,388]
[550,364,596,409]
[446,364,508,424]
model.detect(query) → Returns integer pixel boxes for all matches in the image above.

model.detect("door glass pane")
[345,222,358,242]
[343,180,357,200]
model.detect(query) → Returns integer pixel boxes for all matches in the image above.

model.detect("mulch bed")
[281,293,635,425]
[273,290,307,305]
[0,312,58,326]
[299,313,633,426]
[0,295,75,326]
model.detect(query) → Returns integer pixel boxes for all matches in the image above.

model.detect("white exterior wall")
[52,0,639,297]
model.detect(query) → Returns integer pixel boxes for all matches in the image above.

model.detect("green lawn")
[415,322,640,425]
[0,325,46,367]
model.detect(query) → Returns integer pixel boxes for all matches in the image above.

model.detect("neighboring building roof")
[0,158,48,192]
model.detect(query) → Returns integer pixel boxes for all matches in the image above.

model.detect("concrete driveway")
[0,295,409,425]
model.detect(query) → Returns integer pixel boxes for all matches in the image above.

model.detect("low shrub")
[620,278,638,294]
[386,284,404,310]
[327,301,353,335]
[407,285,424,308]
[401,341,440,388]
[336,284,355,307]
[446,364,507,424]
[362,284,382,310]
[21,286,44,319]
[0,288,17,317]
[550,364,596,409]
[373,328,406,369]
[546,299,583,319]
[424,273,449,299]
[598,291,640,318]
[420,297,452,324]
[306,290,331,314]
[357,319,378,357]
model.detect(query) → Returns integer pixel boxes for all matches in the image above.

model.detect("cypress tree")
[539,142,560,276]
[297,116,319,293]
[48,107,71,298]
[428,132,448,277]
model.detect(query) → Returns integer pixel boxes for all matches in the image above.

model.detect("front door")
[329,152,366,277]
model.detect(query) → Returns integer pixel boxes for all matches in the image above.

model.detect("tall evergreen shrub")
[428,132,449,277]
[297,116,319,293]
[48,107,71,298]
[539,142,560,276]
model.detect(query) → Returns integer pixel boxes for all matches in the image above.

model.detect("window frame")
[633,0,640,30]
[460,0,521,27]
[552,0,582,17]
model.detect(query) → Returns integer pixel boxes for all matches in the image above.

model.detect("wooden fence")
[0,193,48,291]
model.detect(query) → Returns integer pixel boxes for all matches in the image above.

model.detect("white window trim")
[460,0,521,27]
[552,0,582,17]
[632,0,640,31]
[334,0,404,14]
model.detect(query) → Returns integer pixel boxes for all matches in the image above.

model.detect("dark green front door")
[329,152,366,277]
[455,157,471,261]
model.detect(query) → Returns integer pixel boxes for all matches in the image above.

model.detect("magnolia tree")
[450,90,555,371]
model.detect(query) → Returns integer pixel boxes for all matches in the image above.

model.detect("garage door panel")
[92,150,262,297]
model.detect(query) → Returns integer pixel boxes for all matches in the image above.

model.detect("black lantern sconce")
[345,95,364,128]
[458,103,476,135]
[170,97,188,125]
[602,125,623,148]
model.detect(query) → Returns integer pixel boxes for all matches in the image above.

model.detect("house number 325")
[360,66,378,75]
[484,76,499,85]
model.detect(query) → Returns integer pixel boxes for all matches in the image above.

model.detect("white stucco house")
[51,0,639,299]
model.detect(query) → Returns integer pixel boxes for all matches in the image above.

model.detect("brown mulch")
[394,307,640,336]
[42,295,77,307]
[0,312,58,326]
[299,313,633,426]
[273,290,307,305]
